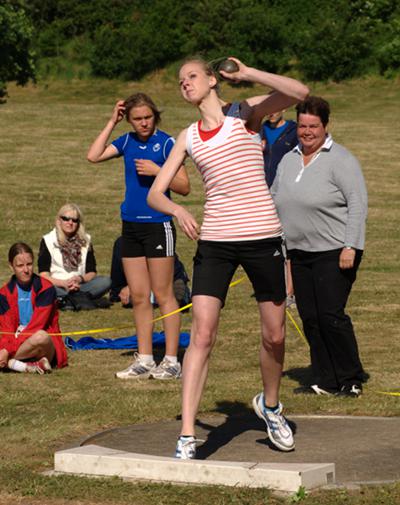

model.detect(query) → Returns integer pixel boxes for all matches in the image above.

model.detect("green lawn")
[0,74,399,505]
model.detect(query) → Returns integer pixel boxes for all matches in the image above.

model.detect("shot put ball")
[218,59,239,75]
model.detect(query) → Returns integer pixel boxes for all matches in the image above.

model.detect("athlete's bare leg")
[180,295,222,436]
[258,300,286,407]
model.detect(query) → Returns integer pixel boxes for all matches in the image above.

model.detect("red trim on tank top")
[198,120,223,141]
[198,119,256,141]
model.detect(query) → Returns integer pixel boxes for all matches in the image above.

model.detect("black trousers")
[289,248,365,390]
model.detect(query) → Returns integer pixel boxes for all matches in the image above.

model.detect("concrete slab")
[54,414,400,490]
[54,445,334,491]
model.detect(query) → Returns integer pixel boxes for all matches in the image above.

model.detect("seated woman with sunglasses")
[38,203,111,309]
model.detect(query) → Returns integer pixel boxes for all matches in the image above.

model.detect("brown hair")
[124,93,161,125]
[8,242,34,264]
[296,96,330,127]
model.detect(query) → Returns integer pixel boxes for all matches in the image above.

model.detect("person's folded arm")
[148,130,199,240]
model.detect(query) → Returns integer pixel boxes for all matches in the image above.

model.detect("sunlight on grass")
[0,75,399,505]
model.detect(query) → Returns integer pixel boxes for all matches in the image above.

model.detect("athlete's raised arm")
[87,100,124,163]
[220,58,309,131]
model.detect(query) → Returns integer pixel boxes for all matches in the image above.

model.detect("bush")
[377,19,400,74]
[16,0,400,83]
[186,0,291,73]
[0,2,36,101]
[90,0,191,80]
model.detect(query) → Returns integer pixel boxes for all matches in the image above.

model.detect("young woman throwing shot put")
[88,93,189,380]
[148,57,309,458]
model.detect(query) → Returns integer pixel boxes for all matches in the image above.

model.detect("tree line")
[1,0,400,100]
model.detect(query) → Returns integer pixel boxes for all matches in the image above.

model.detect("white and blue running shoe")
[175,436,198,460]
[151,357,181,380]
[252,393,295,452]
[115,353,156,380]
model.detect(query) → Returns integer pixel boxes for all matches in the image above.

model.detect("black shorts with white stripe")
[121,220,176,258]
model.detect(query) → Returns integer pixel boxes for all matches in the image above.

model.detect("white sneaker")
[151,357,181,380]
[115,353,156,380]
[252,393,295,452]
[310,384,335,396]
[175,436,198,459]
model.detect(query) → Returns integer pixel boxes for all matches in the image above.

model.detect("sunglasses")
[60,215,79,224]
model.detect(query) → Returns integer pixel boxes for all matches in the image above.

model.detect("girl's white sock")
[8,359,27,372]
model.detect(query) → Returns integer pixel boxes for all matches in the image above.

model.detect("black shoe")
[336,384,362,398]
[294,384,338,396]
[109,292,121,303]
[67,292,97,311]
[58,295,79,311]
[360,371,370,383]
[94,297,112,309]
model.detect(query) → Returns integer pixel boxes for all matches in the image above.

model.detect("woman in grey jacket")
[272,96,368,397]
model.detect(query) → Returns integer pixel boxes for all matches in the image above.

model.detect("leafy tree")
[377,17,400,75]
[368,1,400,75]
[90,0,191,80]
[289,0,373,81]
[9,0,400,84]
[0,2,35,102]
[186,0,291,72]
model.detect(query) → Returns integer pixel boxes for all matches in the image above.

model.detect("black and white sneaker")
[336,384,362,398]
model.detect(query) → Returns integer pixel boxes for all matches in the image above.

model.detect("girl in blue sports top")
[87,93,190,380]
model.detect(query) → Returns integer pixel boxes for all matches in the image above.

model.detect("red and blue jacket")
[0,274,67,368]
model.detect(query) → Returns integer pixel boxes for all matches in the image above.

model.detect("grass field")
[0,73,399,505]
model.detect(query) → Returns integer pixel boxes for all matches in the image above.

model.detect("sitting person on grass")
[38,203,111,310]
[0,242,68,374]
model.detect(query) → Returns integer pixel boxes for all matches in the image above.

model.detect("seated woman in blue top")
[87,93,190,380]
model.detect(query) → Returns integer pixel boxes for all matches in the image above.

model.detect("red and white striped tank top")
[186,116,282,242]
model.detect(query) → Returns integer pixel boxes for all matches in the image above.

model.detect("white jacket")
[42,228,91,280]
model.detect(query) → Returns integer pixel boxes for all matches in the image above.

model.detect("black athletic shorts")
[192,238,286,305]
[121,220,176,258]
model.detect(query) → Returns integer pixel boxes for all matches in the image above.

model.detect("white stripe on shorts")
[163,221,174,256]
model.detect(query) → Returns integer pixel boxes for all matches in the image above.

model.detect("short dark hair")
[296,96,330,126]
[8,242,34,264]
[124,93,161,125]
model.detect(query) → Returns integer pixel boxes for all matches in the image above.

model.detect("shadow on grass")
[194,400,297,459]
[283,365,313,387]
[283,365,370,389]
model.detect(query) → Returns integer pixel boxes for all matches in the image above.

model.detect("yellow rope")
[0,276,247,337]
[151,275,246,322]
[285,307,308,345]
[3,275,398,397]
